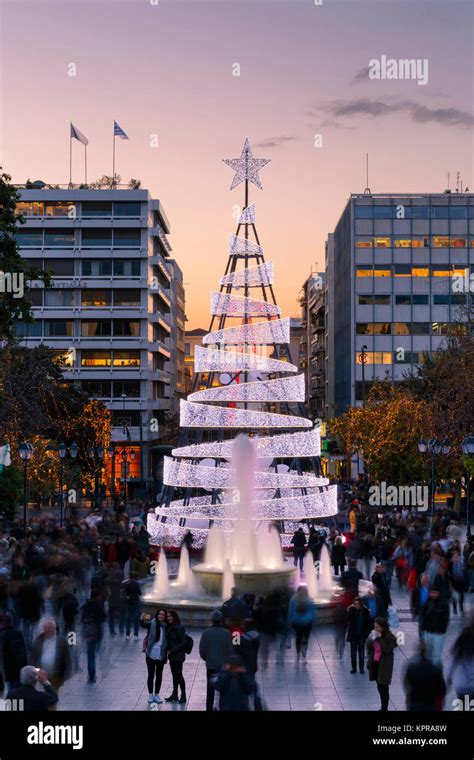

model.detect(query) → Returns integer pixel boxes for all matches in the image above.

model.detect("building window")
[14,320,42,337]
[81,320,111,337]
[449,207,467,219]
[81,229,112,248]
[113,229,141,247]
[358,295,391,305]
[355,239,373,248]
[433,294,466,305]
[412,268,430,277]
[113,289,140,307]
[393,322,430,335]
[356,323,392,335]
[356,351,392,364]
[43,320,74,337]
[113,202,141,217]
[81,290,111,307]
[395,295,429,305]
[356,268,392,277]
[44,289,75,307]
[431,206,450,219]
[373,237,391,248]
[45,202,74,218]
[16,201,44,217]
[354,206,374,219]
[394,265,412,277]
[43,259,75,276]
[81,202,112,218]
[81,259,112,276]
[431,236,466,248]
[113,260,140,277]
[15,229,43,247]
[81,380,111,397]
[27,289,43,306]
[394,238,429,248]
[432,267,467,277]
[81,350,111,367]
[44,229,75,248]
[113,381,140,397]
[113,319,140,337]
[112,350,140,367]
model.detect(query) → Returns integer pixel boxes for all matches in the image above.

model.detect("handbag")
[184,634,194,655]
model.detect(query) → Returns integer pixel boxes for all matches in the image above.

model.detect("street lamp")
[120,447,136,504]
[462,435,474,537]
[58,442,78,526]
[359,345,368,406]
[418,438,451,528]
[88,446,105,509]
[18,442,34,532]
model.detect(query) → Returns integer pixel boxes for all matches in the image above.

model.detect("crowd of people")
[0,491,473,712]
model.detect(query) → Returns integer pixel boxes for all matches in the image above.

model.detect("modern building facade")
[326,192,474,416]
[299,274,325,421]
[14,186,185,493]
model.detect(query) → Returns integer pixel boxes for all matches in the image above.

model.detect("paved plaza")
[56,582,472,712]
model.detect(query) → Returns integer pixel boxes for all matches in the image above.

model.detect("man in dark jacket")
[371,564,392,609]
[124,572,141,639]
[419,590,450,669]
[403,641,446,711]
[199,610,233,711]
[341,560,363,599]
[221,588,248,628]
[346,597,372,674]
[8,666,58,712]
[0,612,27,691]
[107,563,126,637]
[81,590,106,683]
[215,655,254,711]
[239,618,263,710]
[31,618,71,701]
[291,527,307,570]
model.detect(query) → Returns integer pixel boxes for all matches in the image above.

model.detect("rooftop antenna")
[363,153,371,194]
[456,171,461,193]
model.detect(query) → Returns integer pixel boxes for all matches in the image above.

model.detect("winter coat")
[31,633,72,688]
[81,599,106,642]
[239,630,260,674]
[420,598,450,635]
[215,670,254,711]
[199,624,233,671]
[331,543,346,567]
[0,628,28,684]
[291,531,307,554]
[371,571,392,608]
[367,630,397,685]
[288,596,316,627]
[403,655,446,710]
[143,619,167,661]
[346,605,372,642]
[166,623,187,663]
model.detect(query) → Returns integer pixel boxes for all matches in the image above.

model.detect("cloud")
[351,66,370,85]
[254,135,297,148]
[321,98,473,129]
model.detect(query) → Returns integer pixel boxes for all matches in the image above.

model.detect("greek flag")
[114,121,129,139]
[70,123,88,145]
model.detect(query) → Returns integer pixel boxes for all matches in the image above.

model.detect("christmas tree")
[148,139,337,548]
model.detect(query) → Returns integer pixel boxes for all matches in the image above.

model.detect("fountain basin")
[192,563,296,596]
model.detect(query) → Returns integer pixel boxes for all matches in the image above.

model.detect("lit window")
[450,238,467,248]
[356,323,392,335]
[81,350,111,367]
[432,237,450,248]
[112,351,141,367]
[355,241,373,248]
[15,201,44,217]
[373,237,391,248]
[356,351,392,364]
[412,268,429,277]
[45,202,74,218]
[81,290,111,307]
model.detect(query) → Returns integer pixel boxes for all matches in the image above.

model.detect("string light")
[188,374,305,403]
[172,428,321,459]
[194,345,298,374]
[180,400,312,429]
[210,290,280,317]
[223,138,271,190]
[238,202,257,224]
[203,317,290,346]
[220,261,273,288]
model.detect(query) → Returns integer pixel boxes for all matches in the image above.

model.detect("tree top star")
[223,138,271,190]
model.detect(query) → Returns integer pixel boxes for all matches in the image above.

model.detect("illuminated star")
[223,138,271,190]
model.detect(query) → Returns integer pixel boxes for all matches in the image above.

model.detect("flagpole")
[69,126,73,188]
[112,130,116,188]
[84,143,88,185]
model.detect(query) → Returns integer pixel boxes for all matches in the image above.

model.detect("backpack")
[184,634,194,655]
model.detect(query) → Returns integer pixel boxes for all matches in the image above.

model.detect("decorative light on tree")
[220,260,273,288]
[194,345,298,374]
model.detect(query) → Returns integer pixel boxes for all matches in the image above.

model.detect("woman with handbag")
[165,610,188,704]
[141,609,167,705]
[366,616,398,711]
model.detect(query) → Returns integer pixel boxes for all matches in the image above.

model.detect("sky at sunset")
[1,0,472,328]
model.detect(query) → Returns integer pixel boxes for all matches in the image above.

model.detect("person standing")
[0,612,28,692]
[81,589,106,683]
[419,588,450,670]
[288,586,315,661]
[107,563,126,637]
[449,550,467,615]
[7,666,58,712]
[290,526,307,571]
[331,536,346,577]
[199,609,233,711]
[346,597,372,674]
[141,609,167,705]
[239,618,263,710]
[445,618,474,702]
[214,655,254,711]
[165,610,187,704]
[366,616,397,711]
[31,618,71,704]
[124,571,142,640]
[371,564,392,610]
[341,559,363,600]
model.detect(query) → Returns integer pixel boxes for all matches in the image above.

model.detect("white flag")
[70,123,88,145]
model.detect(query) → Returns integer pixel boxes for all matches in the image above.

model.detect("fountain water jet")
[303,551,319,600]
[152,549,170,598]
[177,543,199,595]
[318,544,334,593]
[222,559,234,601]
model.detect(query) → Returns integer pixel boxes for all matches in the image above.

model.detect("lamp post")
[462,435,474,538]
[418,438,451,528]
[57,442,78,526]
[120,447,136,505]
[88,446,105,509]
[18,442,34,532]
[359,345,368,406]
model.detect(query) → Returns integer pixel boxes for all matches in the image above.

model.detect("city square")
[0,0,473,755]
